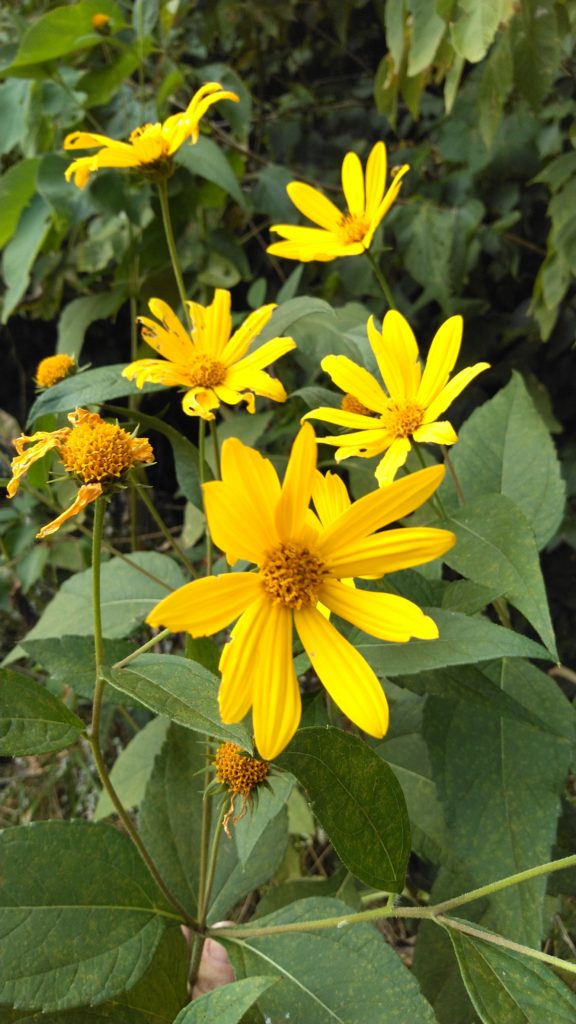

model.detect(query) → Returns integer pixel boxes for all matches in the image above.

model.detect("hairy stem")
[157,177,191,329]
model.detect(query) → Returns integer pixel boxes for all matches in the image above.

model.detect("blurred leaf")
[252,164,296,220]
[23,553,184,642]
[176,136,246,208]
[235,771,295,867]
[449,926,576,1023]
[0,821,169,1011]
[278,727,410,891]
[478,31,514,146]
[0,158,39,249]
[78,49,141,108]
[56,293,127,360]
[510,0,561,108]
[225,896,438,1023]
[0,668,84,756]
[0,79,31,156]
[254,297,335,347]
[110,654,250,746]
[5,1,124,69]
[407,0,446,76]
[450,0,508,63]
[94,715,170,820]
[1,194,52,322]
[133,0,159,36]
[173,977,278,1024]
[28,364,162,422]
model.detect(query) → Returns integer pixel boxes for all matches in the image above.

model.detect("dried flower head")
[214,742,270,834]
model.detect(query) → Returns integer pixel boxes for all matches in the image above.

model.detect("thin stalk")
[196,757,214,926]
[200,799,226,923]
[430,854,576,916]
[442,446,465,506]
[365,249,396,310]
[157,177,191,328]
[437,915,576,978]
[112,627,171,670]
[135,482,196,576]
[413,444,447,520]
[189,800,226,991]
[198,419,212,574]
[129,290,140,552]
[210,418,222,480]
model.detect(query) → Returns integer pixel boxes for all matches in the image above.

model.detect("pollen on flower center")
[339,212,369,244]
[261,542,327,609]
[214,742,270,797]
[128,123,170,163]
[384,401,424,438]
[60,417,137,483]
[342,393,373,416]
[185,353,227,389]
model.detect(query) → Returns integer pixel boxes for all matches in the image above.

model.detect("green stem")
[157,177,191,329]
[365,249,396,310]
[437,915,576,978]
[430,854,576,916]
[135,482,196,576]
[198,419,213,574]
[200,799,225,923]
[413,444,447,520]
[112,627,171,670]
[442,446,465,506]
[210,418,222,480]
[129,289,140,553]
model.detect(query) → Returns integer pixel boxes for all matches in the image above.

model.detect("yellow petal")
[417,316,463,408]
[214,385,256,414]
[92,148,141,170]
[223,369,288,405]
[181,387,220,419]
[203,289,232,357]
[140,298,193,363]
[295,605,389,737]
[412,422,458,446]
[423,362,490,422]
[64,156,97,188]
[317,464,445,557]
[63,131,132,152]
[320,579,438,641]
[322,526,456,578]
[219,596,269,723]
[366,164,410,241]
[122,359,187,389]
[286,182,343,230]
[380,310,421,399]
[36,483,102,539]
[275,423,317,540]
[374,437,412,485]
[221,304,277,365]
[312,470,351,527]
[364,142,386,218]
[341,151,365,215]
[8,430,68,497]
[225,334,296,376]
[367,316,407,403]
[303,406,383,431]
[146,572,260,633]
[251,602,301,759]
[205,440,280,563]
[321,355,390,413]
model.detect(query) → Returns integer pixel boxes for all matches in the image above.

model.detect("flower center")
[384,401,424,438]
[214,742,269,797]
[35,354,76,389]
[184,353,227,389]
[341,393,374,416]
[60,417,137,483]
[129,123,170,164]
[339,212,369,244]
[261,542,327,609]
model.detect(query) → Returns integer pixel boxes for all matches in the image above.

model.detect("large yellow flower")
[147,424,455,759]
[266,142,409,262]
[64,83,239,188]
[122,289,296,419]
[7,409,153,538]
[304,311,490,484]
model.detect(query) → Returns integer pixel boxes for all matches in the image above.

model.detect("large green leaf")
[450,0,507,63]
[449,927,576,1023]
[509,0,561,107]
[443,495,557,658]
[110,654,249,746]
[20,636,135,704]
[423,659,574,946]
[234,771,295,867]
[0,669,84,756]
[173,977,278,1024]
[443,373,565,548]
[1,194,52,322]
[224,896,438,1023]
[28,365,164,423]
[109,405,203,506]
[278,727,410,892]
[0,821,171,1012]
[22,554,184,642]
[94,715,170,820]
[176,135,246,208]
[254,297,335,347]
[5,1,124,69]
[0,159,39,249]
[57,292,127,360]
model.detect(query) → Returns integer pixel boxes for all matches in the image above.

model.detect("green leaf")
[109,654,250,746]
[28,365,164,423]
[510,0,561,108]
[444,373,565,548]
[23,554,184,642]
[173,977,278,1024]
[6,1,124,68]
[0,668,84,756]
[110,405,203,506]
[254,297,335,347]
[424,659,574,945]
[478,30,514,146]
[1,194,52,322]
[278,727,410,892]
[224,896,438,1023]
[235,771,295,867]
[0,80,32,157]
[0,159,39,249]
[449,927,576,1023]
[94,715,170,820]
[176,135,246,209]
[450,0,506,63]
[78,49,141,109]
[443,495,558,658]
[57,292,127,360]
[19,636,135,704]
[353,607,548,677]
[407,0,446,76]
[0,821,170,1012]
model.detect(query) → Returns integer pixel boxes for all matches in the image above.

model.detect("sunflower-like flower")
[304,311,490,485]
[266,142,409,263]
[7,409,154,538]
[122,289,296,419]
[147,424,455,759]
[64,83,239,188]
[35,354,76,389]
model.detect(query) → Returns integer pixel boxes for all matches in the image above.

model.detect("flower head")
[304,311,490,484]
[267,142,409,262]
[214,741,271,835]
[147,424,455,759]
[7,409,154,538]
[64,83,239,188]
[123,290,296,419]
[35,354,76,389]
[91,12,110,29]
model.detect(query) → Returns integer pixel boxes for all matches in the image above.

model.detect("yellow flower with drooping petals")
[35,354,76,389]
[147,424,455,759]
[7,409,154,538]
[122,289,296,419]
[64,83,239,188]
[304,311,490,485]
[266,142,409,262]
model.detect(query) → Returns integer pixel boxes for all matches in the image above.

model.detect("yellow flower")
[35,354,76,389]
[304,311,490,485]
[7,409,154,538]
[64,82,239,188]
[91,12,110,29]
[122,289,296,419]
[267,142,409,262]
[147,424,455,759]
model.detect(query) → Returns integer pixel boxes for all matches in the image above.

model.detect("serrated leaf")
[27,365,164,423]
[224,896,438,1023]
[173,977,278,1024]
[22,553,184,642]
[0,159,39,249]
[176,135,245,208]
[57,292,127,360]
[0,821,170,1012]
[278,727,410,892]
[110,654,249,746]
[94,715,170,819]
[0,668,84,756]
